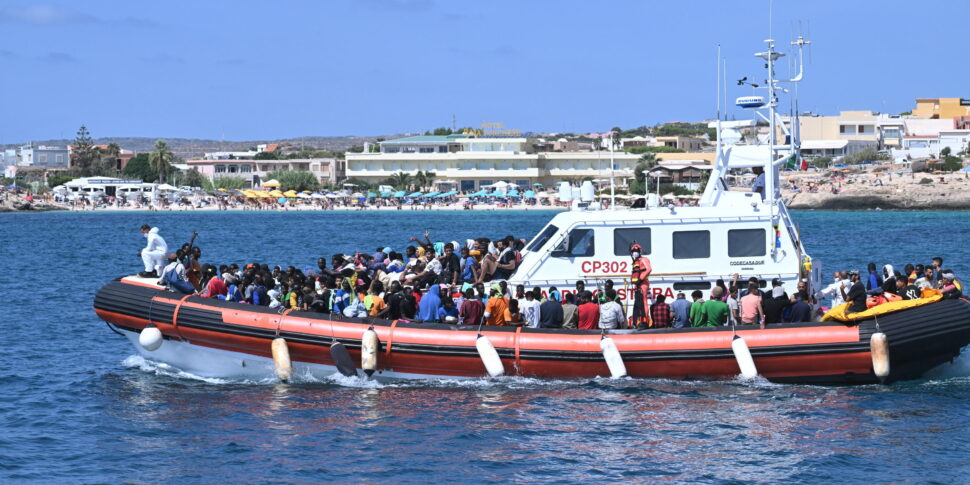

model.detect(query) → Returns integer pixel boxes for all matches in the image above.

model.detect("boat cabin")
[509,203,807,303]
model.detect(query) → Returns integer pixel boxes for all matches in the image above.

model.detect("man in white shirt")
[598,289,626,329]
[816,270,850,307]
[139,224,168,277]
[519,289,542,328]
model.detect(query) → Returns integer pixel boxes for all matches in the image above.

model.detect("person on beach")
[138,224,167,278]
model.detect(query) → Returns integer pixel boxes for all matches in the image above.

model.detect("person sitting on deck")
[520,288,541,328]
[416,284,443,323]
[199,265,227,299]
[138,224,167,278]
[695,287,729,327]
[787,291,813,323]
[841,270,868,313]
[437,296,459,323]
[897,277,920,300]
[577,291,600,330]
[458,288,484,326]
[740,283,765,327]
[669,292,691,329]
[561,293,579,329]
[539,289,564,328]
[483,284,509,326]
[650,294,672,328]
[940,271,964,299]
[503,299,523,326]
[688,290,705,326]
[158,251,195,294]
[598,289,625,330]
[763,286,791,325]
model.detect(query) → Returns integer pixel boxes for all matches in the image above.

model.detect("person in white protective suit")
[139,224,168,277]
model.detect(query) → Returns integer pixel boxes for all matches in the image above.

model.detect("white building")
[185,158,345,188]
[345,135,641,192]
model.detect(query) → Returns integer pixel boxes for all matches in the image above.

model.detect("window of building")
[240,164,252,172]
[461,180,476,192]
[215,165,226,173]
[419,147,434,153]
[727,228,766,257]
[553,228,595,257]
[228,165,238,173]
[672,230,710,259]
[478,179,492,189]
[613,227,651,256]
[56,154,64,164]
[39,154,48,164]
[438,146,448,153]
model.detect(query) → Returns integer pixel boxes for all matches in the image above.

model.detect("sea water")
[2,210,969,483]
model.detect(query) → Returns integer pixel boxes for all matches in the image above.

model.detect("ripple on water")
[3,210,970,483]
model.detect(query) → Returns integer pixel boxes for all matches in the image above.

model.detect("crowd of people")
[137,225,964,331]
[816,259,964,314]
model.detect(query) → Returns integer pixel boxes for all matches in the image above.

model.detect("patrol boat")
[94,36,970,384]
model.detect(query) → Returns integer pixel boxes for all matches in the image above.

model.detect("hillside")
[2,135,384,160]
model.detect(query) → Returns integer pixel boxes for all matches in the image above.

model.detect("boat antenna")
[609,130,616,210]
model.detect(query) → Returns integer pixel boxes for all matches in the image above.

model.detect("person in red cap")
[630,242,652,328]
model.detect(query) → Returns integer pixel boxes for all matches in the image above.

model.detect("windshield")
[525,224,559,253]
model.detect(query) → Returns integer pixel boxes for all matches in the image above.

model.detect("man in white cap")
[138,224,167,278]
[941,271,964,299]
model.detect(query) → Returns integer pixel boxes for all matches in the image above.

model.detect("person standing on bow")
[629,242,652,329]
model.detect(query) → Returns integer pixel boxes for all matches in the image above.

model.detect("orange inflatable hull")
[95,279,970,384]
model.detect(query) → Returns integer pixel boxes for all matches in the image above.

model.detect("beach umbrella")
[257,191,272,198]
[351,191,365,197]
[394,190,406,198]
[311,192,325,199]
[217,188,228,192]
[524,190,536,198]
[365,191,376,198]
[424,191,440,198]
[408,191,423,197]
[325,193,339,198]
[156,183,177,191]
[263,179,281,187]
[283,190,298,198]
[507,190,520,197]
[489,190,505,197]
[277,197,287,204]
[297,192,311,198]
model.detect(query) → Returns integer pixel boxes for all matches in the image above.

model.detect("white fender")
[600,336,627,378]
[475,334,505,377]
[732,335,758,379]
[361,329,379,377]
[271,338,293,382]
[870,332,890,380]
[139,325,163,352]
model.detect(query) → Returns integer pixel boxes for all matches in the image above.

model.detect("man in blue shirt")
[751,166,766,201]
[669,292,692,329]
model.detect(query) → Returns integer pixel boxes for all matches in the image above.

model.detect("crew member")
[630,242,652,328]
[138,224,167,278]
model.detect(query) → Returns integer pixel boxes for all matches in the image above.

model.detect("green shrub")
[919,177,933,184]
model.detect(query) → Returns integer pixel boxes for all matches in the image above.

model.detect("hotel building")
[345,134,642,191]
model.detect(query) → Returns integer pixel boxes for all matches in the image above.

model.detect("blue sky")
[0,0,967,142]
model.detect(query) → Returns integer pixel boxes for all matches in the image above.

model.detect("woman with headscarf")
[882,264,898,294]
[416,284,443,323]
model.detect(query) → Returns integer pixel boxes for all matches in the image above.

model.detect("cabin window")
[672,230,710,259]
[553,228,595,258]
[526,224,559,252]
[673,281,711,290]
[728,229,766,257]
[613,228,651,256]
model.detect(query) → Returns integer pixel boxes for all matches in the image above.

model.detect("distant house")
[186,158,345,188]
[15,143,69,167]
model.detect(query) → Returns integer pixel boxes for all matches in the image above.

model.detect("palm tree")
[390,171,412,190]
[149,140,174,183]
[414,170,436,191]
